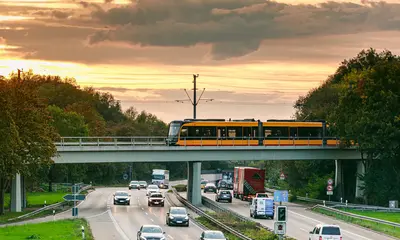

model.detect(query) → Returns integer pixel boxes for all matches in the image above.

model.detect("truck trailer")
[151,169,170,189]
[233,167,265,201]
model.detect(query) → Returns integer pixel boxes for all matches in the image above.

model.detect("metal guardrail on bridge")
[55,136,344,147]
[171,188,252,240]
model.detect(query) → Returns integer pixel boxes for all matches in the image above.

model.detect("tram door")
[217,127,226,145]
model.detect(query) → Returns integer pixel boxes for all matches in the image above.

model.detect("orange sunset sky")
[1,0,400,122]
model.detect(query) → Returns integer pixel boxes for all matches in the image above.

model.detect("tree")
[329,57,400,204]
[0,74,57,214]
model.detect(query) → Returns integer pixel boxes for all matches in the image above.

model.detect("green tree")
[48,105,89,137]
[329,57,400,204]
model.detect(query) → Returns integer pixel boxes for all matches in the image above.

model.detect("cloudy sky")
[1,0,399,122]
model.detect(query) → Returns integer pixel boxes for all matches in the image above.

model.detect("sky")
[1,0,400,123]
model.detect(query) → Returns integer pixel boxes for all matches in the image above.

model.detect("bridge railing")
[55,136,344,147]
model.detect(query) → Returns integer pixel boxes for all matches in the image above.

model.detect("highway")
[198,191,395,240]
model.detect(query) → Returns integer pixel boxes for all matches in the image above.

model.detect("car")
[137,225,166,240]
[139,181,148,189]
[201,180,208,189]
[146,184,160,196]
[309,224,342,240]
[166,207,190,226]
[215,190,232,203]
[148,192,165,207]
[129,180,140,190]
[200,230,227,240]
[203,183,217,193]
[113,191,131,205]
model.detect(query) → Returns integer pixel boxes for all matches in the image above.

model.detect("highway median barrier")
[172,184,187,192]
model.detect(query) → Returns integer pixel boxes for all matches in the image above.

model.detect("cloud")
[86,0,400,59]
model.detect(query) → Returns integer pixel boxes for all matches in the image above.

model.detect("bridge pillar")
[355,161,365,199]
[11,173,22,212]
[335,159,343,200]
[186,161,202,205]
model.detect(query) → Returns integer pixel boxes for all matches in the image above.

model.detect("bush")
[172,184,187,192]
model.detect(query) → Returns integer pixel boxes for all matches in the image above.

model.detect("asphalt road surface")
[197,191,396,240]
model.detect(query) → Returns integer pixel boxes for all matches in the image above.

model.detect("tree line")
[264,49,400,206]
[0,71,232,214]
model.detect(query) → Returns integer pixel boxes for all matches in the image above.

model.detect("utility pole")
[17,68,23,83]
[175,74,214,119]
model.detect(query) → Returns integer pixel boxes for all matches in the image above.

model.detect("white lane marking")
[107,210,130,240]
[289,210,372,240]
[150,218,154,222]
[145,212,148,215]
[168,234,174,239]
[141,207,144,210]
[299,228,308,232]
[86,210,109,219]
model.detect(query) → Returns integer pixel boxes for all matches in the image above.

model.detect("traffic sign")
[123,173,128,180]
[327,191,333,195]
[327,185,333,191]
[274,190,289,202]
[327,178,333,185]
[72,185,80,194]
[280,172,285,180]
[277,206,287,222]
[63,194,86,201]
[274,221,286,235]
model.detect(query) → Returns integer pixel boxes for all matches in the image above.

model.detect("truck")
[151,169,170,189]
[233,167,265,201]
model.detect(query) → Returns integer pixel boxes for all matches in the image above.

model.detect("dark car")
[148,192,165,207]
[113,191,131,205]
[215,190,232,203]
[137,225,166,240]
[166,207,190,227]
[200,230,227,240]
[203,183,217,193]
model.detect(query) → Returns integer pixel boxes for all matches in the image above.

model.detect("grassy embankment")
[0,218,93,239]
[312,207,400,239]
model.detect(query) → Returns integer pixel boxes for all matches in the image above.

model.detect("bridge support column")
[11,173,22,212]
[335,160,343,200]
[355,161,365,199]
[186,161,201,205]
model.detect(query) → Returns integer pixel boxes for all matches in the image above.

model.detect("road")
[1,187,204,240]
[197,191,395,240]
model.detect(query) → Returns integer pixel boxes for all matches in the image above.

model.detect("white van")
[249,197,274,219]
[309,224,342,240]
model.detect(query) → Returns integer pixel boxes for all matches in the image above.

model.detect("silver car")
[200,230,226,240]
[137,225,166,240]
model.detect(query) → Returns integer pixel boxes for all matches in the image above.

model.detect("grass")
[196,211,295,240]
[4,192,67,209]
[337,208,400,223]
[0,218,93,239]
[312,207,400,239]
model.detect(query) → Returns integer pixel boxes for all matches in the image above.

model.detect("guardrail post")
[81,225,85,239]
[53,210,55,221]
[346,200,348,206]
[79,138,82,146]
[340,197,343,203]
[323,200,325,206]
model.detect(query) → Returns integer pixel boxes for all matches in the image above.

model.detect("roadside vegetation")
[172,184,187,192]
[312,207,400,238]
[196,211,295,240]
[0,218,93,239]
[337,208,400,224]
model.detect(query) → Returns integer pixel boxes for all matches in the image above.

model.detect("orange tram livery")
[165,118,339,147]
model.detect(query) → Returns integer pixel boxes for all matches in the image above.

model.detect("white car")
[146,184,160,196]
[309,224,342,240]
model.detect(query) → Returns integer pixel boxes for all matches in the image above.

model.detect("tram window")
[180,127,188,139]
[268,127,289,138]
[217,127,227,138]
[203,127,217,140]
[298,127,322,138]
[243,127,252,138]
[264,129,272,137]
[290,127,298,138]
[227,127,242,138]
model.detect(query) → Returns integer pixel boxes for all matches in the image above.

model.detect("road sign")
[274,190,289,202]
[123,173,128,180]
[327,178,333,185]
[277,206,287,222]
[280,172,285,180]
[274,221,286,235]
[72,185,80,194]
[327,185,333,191]
[72,207,78,217]
[63,194,86,201]
[327,191,333,195]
